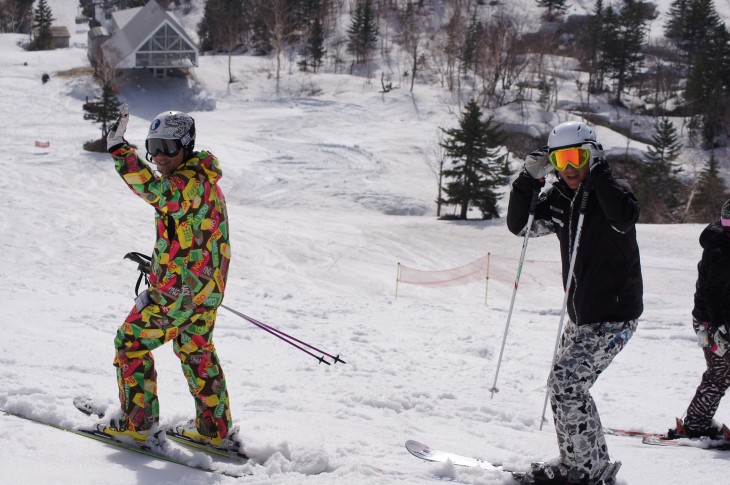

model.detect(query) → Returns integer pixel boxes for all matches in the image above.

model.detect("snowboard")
[405,439,525,481]
[405,439,622,484]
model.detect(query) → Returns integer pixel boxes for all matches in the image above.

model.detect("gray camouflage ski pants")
[548,318,638,479]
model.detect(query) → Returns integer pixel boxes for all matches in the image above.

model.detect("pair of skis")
[605,423,730,450]
[72,396,248,461]
[1,397,250,478]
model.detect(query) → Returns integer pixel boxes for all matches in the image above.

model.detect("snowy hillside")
[1,1,729,484]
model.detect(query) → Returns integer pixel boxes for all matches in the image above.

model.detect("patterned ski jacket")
[693,220,730,328]
[507,163,643,325]
[111,145,231,317]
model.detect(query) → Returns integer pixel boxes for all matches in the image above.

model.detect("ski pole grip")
[124,252,152,275]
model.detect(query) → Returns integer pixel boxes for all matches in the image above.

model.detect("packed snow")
[1,1,729,484]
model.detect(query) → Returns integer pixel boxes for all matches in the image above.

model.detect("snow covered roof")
[100,0,197,70]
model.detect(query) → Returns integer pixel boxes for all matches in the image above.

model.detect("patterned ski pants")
[113,301,233,439]
[683,319,730,433]
[548,319,637,479]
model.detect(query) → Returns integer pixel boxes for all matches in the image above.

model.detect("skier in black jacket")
[667,201,730,440]
[507,121,643,484]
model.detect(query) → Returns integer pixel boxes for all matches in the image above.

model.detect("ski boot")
[173,419,246,458]
[666,417,724,440]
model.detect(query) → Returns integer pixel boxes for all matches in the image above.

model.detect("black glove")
[523,146,551,179]
[584,146,609,191]
[107,103,129,153]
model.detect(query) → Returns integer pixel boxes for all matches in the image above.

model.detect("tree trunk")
[410,42,417,93]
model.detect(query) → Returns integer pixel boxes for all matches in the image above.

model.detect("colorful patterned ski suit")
[111,145,233,440]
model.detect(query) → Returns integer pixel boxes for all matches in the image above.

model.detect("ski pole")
[235,310,346,364]
[221,304,346,365]
[489,187,540,398]
[122,252,345,365]
[538,189,590,430]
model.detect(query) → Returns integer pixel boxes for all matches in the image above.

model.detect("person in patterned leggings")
[508,121,643,484]
[103,105,241,454]
[668,200,730,440]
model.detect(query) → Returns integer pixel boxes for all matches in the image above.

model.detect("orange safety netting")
[397,255,488,287]
[398,253,696,297]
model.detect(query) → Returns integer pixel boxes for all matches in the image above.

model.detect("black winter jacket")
[507,164,643,325]
[692,220,730,327]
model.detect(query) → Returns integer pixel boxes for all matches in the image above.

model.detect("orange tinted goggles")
[548,147,591,171]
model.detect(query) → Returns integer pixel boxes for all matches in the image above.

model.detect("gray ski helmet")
[146,110,196,155]
[548,121,597,152]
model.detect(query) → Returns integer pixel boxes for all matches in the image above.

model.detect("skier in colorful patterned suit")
[104,104,242,454]
[507,121,643,484]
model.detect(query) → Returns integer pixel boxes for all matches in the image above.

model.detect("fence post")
[395,262,401,300]
[484,252,491,305]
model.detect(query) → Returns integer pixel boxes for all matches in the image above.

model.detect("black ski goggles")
[146,138,183,157]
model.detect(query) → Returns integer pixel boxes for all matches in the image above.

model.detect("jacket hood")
[180,150,222,184]
[699,220,730,251]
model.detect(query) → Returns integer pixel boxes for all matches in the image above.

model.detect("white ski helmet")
[145,110,196,157]
[548,121,597,151]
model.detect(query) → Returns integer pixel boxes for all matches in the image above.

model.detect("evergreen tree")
[347,0,378,64]
[664,0,729,146]
[83,82,123,141]
[536,0,568,22]
[685,22,730,148]
[636,118,685,223]
[581,0,606,94]
[664,0,723,72]
[599,0,647,105]
[197,0,218,52]
[79,0,94,20]
[307,17,326,72]
[460,11,481,77]
[691,155,730,221]
[198,0,249,54]
[30,0,54,51]
[439,100,510,220]
[663,0,690,42]
[646,117,682,171]
[298,0,327,73]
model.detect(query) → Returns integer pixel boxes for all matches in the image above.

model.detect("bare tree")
[258,0,298,93]
[423,131,449,217]
[397,1,424,93]
[475,9,527,107]
[0,0,33,33]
